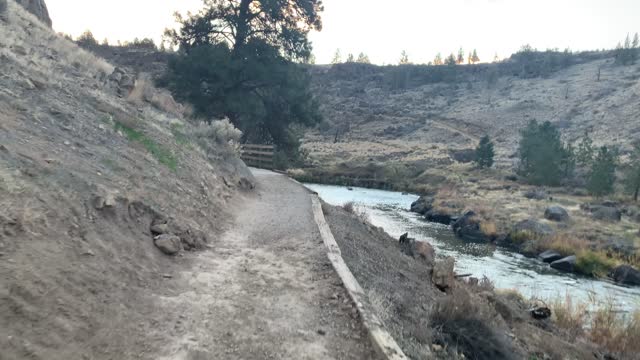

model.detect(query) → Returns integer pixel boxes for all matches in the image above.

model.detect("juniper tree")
[576,131,595,166]
[445,53,457,66]
[457,48,465,64]
[331,49,342,64]
[346,53,355,62]
[356,52,370,64]
[471,49,480,64]
[399,50,410,65]
[588,146,618,197]
[518,120,566,186]
[163,0,324,159]
[434,53,443,65]
[475,135,495,168]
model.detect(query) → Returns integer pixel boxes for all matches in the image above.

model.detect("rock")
[524,188,547,200]
[505,174,518,182]
[591,206,622,222]
[601,237,637,257]
[452,210,491,242]
[529,306,552,320]
[513,219,554,237]
[432,257,455,291]
[410,196,433,215]
[544,206,570,222]
[550,255,576,272]
[425,210,454,225]
[150,223,170,235]
[609,265,640,286]
[154,234,182,255]
[538,250,563,263]
[399,233,435,264]
[16,0,52,27]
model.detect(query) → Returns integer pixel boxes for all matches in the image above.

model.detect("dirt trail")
[151,169,376,360]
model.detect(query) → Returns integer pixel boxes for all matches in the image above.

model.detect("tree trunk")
[232,0,252,55]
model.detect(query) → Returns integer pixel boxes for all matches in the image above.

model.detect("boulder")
[591,206,622,222]
[425,210,454,225]
[524,189,547,200]
[550,255,576,272]
[410,196,433,215]
[16,0,52,27]
[538,250,563,263]
[399,233,435,264]
[150,223,170,235]
[513,219,554,238]
[544,206,570,222]
[432,257,455,291]
[154,234,182,255]
[452,211,490,242]
[609,265,640,286]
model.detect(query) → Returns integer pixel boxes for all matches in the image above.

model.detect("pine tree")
[433,53,443,65]
[518,120,566,186]
[346,53,355,62]
[331,49,342,64]
[399,50,410,65]
[588,146,618,196]
[624,144,640,201]
[471,49,480,64]
[633,32,639,48]
[475,135,495,168]
[457,48,465,64]
[445,53,457,66]
[356,52,370,64]
[493,53,500,62]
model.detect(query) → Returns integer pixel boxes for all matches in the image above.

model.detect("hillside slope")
[305,57,640,173]
[0,2,253,358]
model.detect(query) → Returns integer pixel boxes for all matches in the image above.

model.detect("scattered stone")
[609,265,640,286]
[154,234,182,255]
[538,250,563,263]
[550,255,576,272]
[544,206,570,222]
[591,206,622,222]
[529,306,552,320]
[505,174,519,182]
[432,257,455,291]
[63,140,71,146]
[399,233,435,264]
[81,250,95,256]
[431,344,443,352]
[316,329,326,336]
[162,274,173,279]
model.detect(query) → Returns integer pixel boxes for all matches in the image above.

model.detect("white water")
[306,183,640,312]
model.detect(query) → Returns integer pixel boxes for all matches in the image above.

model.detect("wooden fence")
[240,144,275,169]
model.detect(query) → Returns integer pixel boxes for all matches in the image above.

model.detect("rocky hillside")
[0,2,253,358]
[15,0,51,27]
[305,54,640,173]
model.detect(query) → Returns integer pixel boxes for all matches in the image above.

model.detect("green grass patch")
[575,250,618,277]
[170,123,191,146]
[114,123,177,172]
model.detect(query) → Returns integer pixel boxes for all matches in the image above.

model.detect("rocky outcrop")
[153,234,182,255]
[550,255,576,272]
[410,196,433,215]
[609,265,640,286]
[16,0,51,27]
[452,211,491,242]
[538,250,563,263]
[544,206,569,222]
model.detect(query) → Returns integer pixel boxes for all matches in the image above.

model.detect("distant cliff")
[17,0,51,27]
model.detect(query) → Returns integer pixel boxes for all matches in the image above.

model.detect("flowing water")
[305,183,640,312]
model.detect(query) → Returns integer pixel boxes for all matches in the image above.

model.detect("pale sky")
[47,0,640,65]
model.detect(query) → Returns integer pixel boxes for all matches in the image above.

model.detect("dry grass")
[342,201,369,223]
[540,233,588,256]
[128,73,185,117]
[551,293,640,358]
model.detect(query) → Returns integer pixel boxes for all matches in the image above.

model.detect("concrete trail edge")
[310,195,409,360]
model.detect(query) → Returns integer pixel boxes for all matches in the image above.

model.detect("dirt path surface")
[152,169,376,360]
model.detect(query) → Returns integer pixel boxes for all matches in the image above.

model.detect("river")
[305,183,640,312]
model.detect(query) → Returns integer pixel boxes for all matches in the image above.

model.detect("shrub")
[114,122,177,172]
[550,293,588,339]
[475,135,495,168]
[191,119,242,149]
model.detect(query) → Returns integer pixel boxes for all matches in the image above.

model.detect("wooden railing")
[240,144,274,169]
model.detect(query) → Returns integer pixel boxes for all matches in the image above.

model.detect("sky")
[46,0,640,65]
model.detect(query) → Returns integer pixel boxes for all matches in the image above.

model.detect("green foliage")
[331,48,342,64]
[475,135,495,168]
[356,52,370,64]
[346,53,355,63]
[122,37,157,50]
[114,123,177,172]
[587,146,618,197]
[399,50,410,65]
[518,120,568,186]
[445,53,457,66]
[624,144,640,201]
[576,131,595,167]
[456,48,465,64]
[511,45,574,78]
[163,0,323,160]
[615,33,639,65]
[470,49,480,64]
